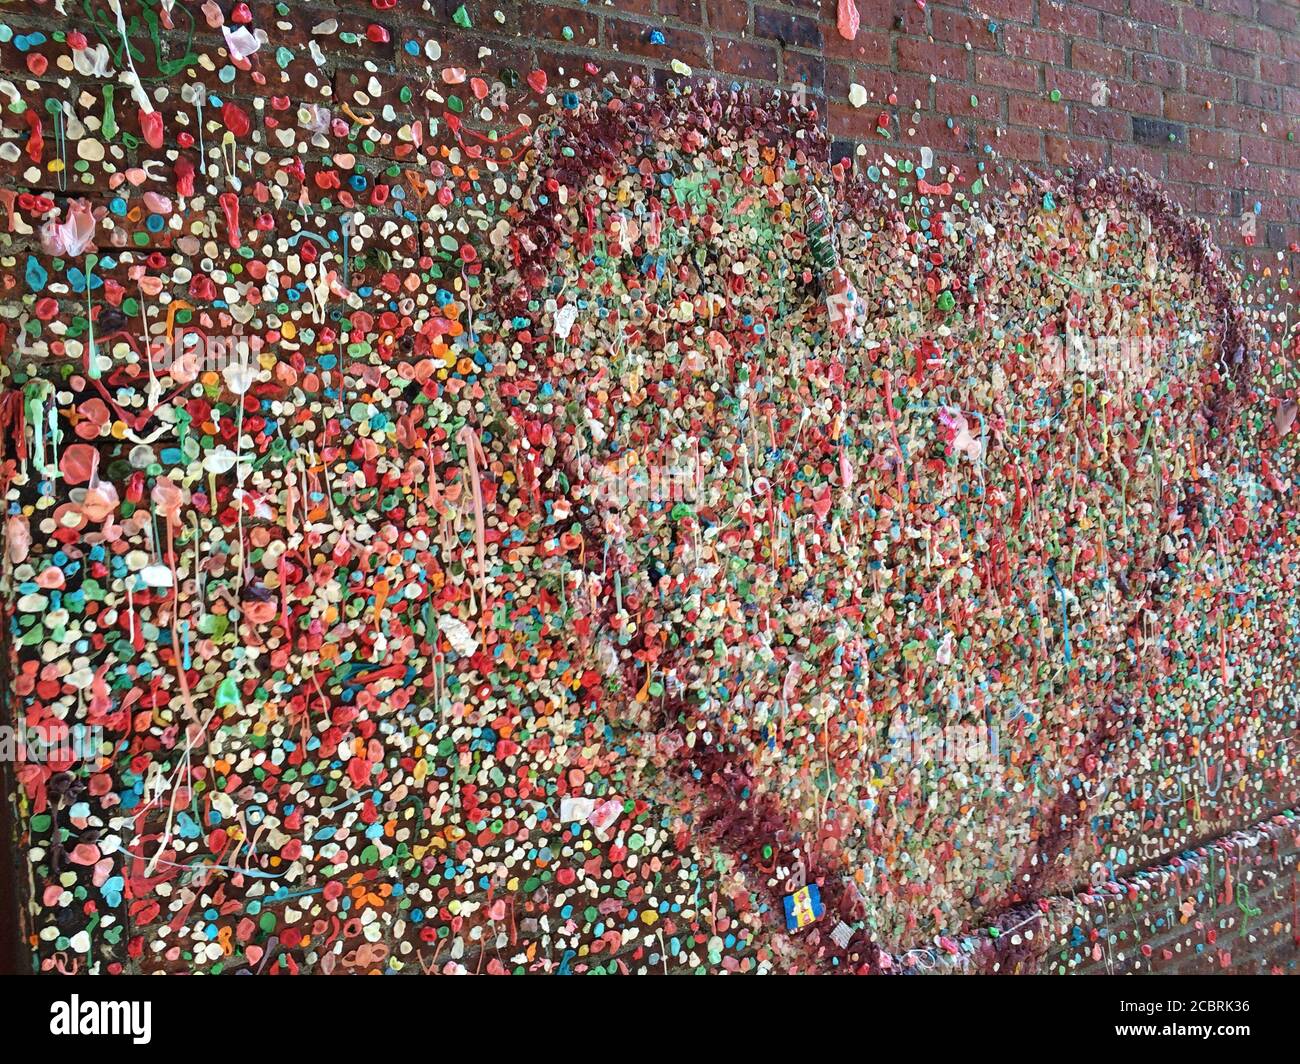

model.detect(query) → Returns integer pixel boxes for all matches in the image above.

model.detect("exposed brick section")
[1072,40,1128,78]
[1130,0,1182,32]
[897,36,969,78]
[1186,66,1235,102]
[1156,30,1205,64]
[1074,107,1131,142]
[607,18,710,69]
[931,8,988,48]
[1209,44,1260,78]
[1101,14,1156,53]
[1133,54,1183,90]
[1040,2,1098,37]
[570,0,1300,267]
[1009,94,1069,133]
[714,37,779,81]
[1068,825,1300,975]
[76,0,1285,315]
[976,54,1041,93]
[657,0,703,21]
[753,6,823,50]
[1005,27,1068,66]
[1108,81,1163,115]
[707,0,750,34]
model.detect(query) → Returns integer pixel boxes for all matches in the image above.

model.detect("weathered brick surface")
[910,814,1300,975]
[397,0,1298,264]
[1068,820,1300,975]
[1,0,1290,360]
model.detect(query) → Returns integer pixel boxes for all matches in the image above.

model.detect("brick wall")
[1062,816,1300,975]
[910,812,1300,974]
[7,2,1280,277]
[423,0,1299,267]
[1,0,1296,976]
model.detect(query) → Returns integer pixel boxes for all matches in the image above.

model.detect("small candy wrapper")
[784,884,825,932]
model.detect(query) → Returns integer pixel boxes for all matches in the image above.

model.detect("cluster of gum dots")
[0,0,1297,975]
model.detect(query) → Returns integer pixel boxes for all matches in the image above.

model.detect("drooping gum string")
[108,0,154,115]
[456,424,489,620]
[166,510,199,726]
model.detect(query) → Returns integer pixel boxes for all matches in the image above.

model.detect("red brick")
[936,82,1003,123]
[897,37,969,79]
[1101,16,1155,53]
[976,0,1038,22]
[1112,143,1169,177]
[713,36,779,81]
[1195,186,1235,215]
[1186,66,1235,101]
[907,113,970,148]
[1071,107,1130,141]
[976,55,1040,92]
[1217,0,1259,17]
[1247,165,1290,197]
[753,6,822,49]
[1188,127,1239,159]
[1160,180,1199,211]
[970,123,1041,163]
[1209,45,1260,79]
[831,68,931,110]
[607,19,709,68]
[1212,102,1260,133]
[1009,94,1069,133]
[1164,91,1210,124]
[1237,80,1280,112]
[1134,55,1183,89]
[657,0,704,21]
[1130,0,1181,31]
[992,126,1044,163]
[890,1,929,36]
[524,6,602,45]
[1004,27,1066,66]
[1108,82,1162,115]
[706,0,749,33]
[1045,66,1094,104]
[931,8,989,47]
[1259,2,1300,33]
[1040,2,1100,39]
[1259,58,1298,88]
[1182,8,1236,47]
[1072,41,1127,78]
[1078,0,1126,14]
[826,102,893,141]
[1156,31,1205,64]
[1168,153,1220,185]
[1235,23,1282,58]
[823,14,885,60]
[1046,133,1105,167]
[1240,134,1286,168]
